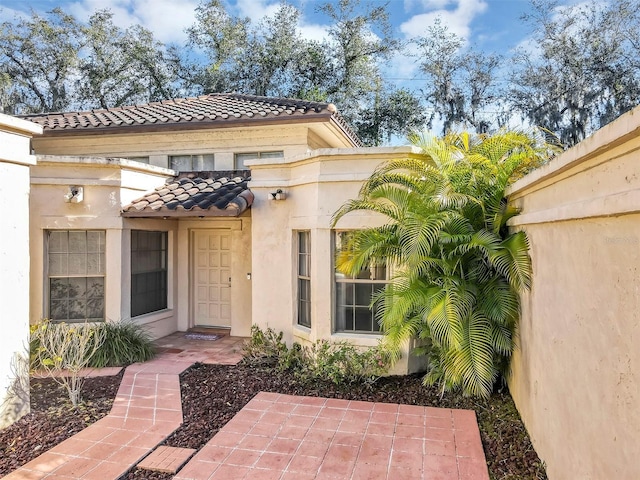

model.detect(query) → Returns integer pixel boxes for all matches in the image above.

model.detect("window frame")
[297,230,312,328]
[333,231,390,334]
[130,230,169,318]
[46,230,106,323]
[234,151,284,169]
[169,153,215,172]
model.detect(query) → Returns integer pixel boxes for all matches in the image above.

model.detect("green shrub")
[88,321,155,367]
[243,326,391,385]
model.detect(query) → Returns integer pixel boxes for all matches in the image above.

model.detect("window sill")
[293,324,311,342]
[131,309,174,326]
[330,332,383,346]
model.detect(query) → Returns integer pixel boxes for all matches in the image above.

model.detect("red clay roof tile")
[21,93,362,147]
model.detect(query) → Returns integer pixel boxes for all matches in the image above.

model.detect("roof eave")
[121,207,247,218]
[34,114,338,137]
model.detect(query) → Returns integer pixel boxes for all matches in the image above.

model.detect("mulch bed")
[0,363,546,480]
[0,372,123,475]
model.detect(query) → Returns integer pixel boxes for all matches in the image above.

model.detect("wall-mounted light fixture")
[269,189,286,201]
[64,186,84,203]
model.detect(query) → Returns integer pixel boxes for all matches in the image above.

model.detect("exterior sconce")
[270,189,286,201]
[64,186,84,203]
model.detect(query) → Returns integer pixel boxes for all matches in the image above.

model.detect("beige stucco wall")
[0,114,41,428]
[506,106,640,479]
[249,147,426,375]
[31,122,353,170]
[29,156,181,338]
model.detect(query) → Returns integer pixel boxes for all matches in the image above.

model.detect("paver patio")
[175,392,490,480]
[3,333,490,479]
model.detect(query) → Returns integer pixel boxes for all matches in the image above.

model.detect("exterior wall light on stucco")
[64,186,84,203]
[269,189,286,201]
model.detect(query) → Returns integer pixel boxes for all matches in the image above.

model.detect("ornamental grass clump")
[333,129,556,398]
[88,320,155,367]
[31,320,106,407]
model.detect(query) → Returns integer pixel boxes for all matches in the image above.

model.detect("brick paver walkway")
[4,333,490,479]
[175,392,490,480]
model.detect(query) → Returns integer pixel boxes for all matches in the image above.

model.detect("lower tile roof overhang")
[121,207,249,218]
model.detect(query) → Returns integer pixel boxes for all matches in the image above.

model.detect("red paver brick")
[276,425,308,440]
[224,449,261,467]
[255,452,293,470]
[174,459,219,479]
[196,446,232,463]
[238,434,272,450]
[286,454,324,473]
[457,458,490,479]
[138,446,196,473]
[267,438,300,455]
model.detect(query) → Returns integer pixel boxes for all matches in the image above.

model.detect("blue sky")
[0,0,577,94]
[0,0,557,53]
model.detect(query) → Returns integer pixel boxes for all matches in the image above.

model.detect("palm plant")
[332,130,553,398]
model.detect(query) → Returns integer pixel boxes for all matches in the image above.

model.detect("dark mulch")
[123,362,547,480]
[0,372,123,476]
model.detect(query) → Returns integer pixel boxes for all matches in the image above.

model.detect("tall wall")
[0,114,42,428]
[507,107,640,479]
[249,147,426,375]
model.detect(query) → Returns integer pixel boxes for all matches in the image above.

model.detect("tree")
[509,0,640,147]
[355,85,426,146]
[233,3,308,97]
[319,0,401,123]
[0,8,81,113]
[77,10,177,109]
[332,130,554,398]
[416,19,504,135]
[184,0,249,93]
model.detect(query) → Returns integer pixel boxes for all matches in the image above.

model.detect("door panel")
[193,230,232,327]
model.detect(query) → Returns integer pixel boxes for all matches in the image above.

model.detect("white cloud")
[404,0,453,10]
[0,6,29,23]
[400,0,487,41]
[67,0,198,44]
[297,22,329,42]
[235,0,280,23]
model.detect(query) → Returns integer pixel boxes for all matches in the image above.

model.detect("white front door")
[192,230,232,327]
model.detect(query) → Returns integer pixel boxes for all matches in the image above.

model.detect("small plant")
[243,325,288,366]
[31,320,106,407]
[89,321,155,367]
[304,340,391,385]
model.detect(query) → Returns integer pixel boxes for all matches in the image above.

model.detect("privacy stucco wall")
[249,147,426,375]
[507,106,640,479]
[0,114,41,428]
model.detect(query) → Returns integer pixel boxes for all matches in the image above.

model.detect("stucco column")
[105,228,124,323]
[0,114,42,428]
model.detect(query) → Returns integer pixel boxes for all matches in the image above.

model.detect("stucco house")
[20,93,423,376]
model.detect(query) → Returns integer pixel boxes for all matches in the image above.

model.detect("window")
[297,231,311,328]
[131,230,168,317]
[334,232,389,333]
[47,230,105,322]
[170,154,215,171]
[235,151,284,169]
